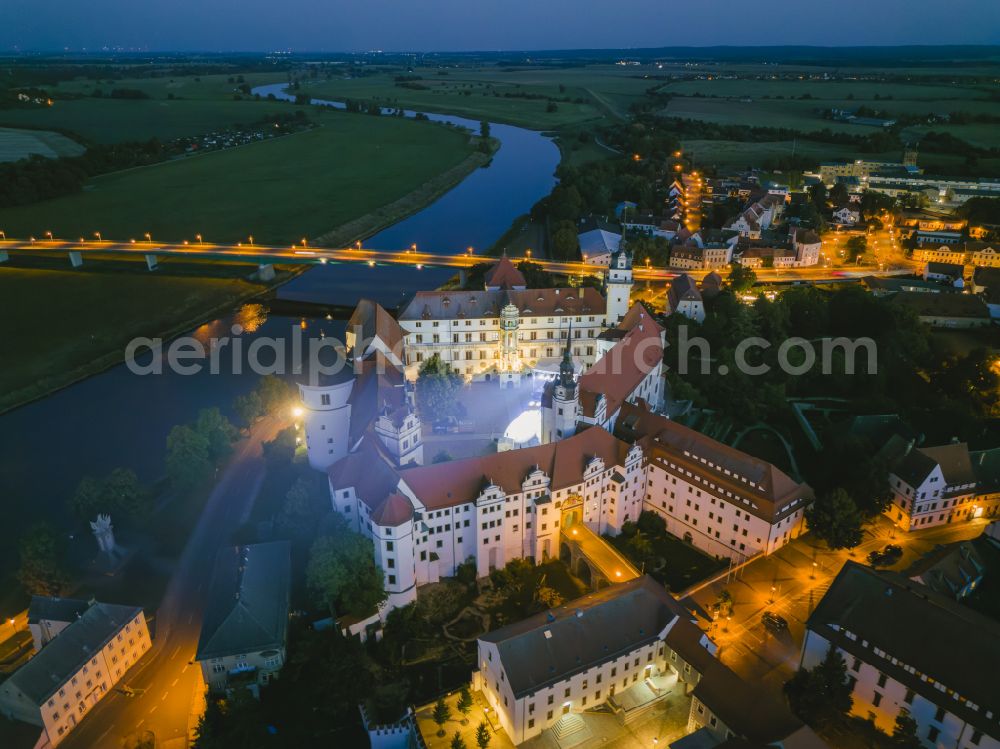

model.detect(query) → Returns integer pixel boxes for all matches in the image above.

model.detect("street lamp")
[301,238,308,247]
[144,232,152,243]
[94,231,102,241]
[0,230,5,240]
[355,240,362,250]
[196,234,203,244]
[44,231,53,240]
[248,235,254,246]
[526,248,532,259]
[411,243,417,254]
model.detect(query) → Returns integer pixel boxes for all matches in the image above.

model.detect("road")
[0,237,909,285]
[682,515,989,694]
[562,524,640,583]
[58,416,284,749]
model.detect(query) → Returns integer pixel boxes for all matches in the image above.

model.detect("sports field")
[0,126,85,162]
[0,108,477,245]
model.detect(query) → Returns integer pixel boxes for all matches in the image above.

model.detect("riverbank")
[0,258,302,415]
[314,136,498,247]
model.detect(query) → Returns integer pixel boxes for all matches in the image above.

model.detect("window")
[928,727,940,742]
[388,575,396,585]
[934,707,946,722]
[320,394,330,406]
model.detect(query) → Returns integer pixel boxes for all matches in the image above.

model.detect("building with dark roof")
[887,441,999,531]
[27,596,90,651]
[0,600,150,746]
[666,274,705,323]
[475,576,818,746]
[801,561,1000,747]
[196,541,290,692]
[889,291,989,329]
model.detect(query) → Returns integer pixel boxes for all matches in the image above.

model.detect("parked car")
[762,611,788,632]
[868,544,903,567]
[883,544,903,561]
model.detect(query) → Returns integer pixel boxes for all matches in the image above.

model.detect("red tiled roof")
[579,305,664,419]
[484,256,527,290]
[370,493,414,527]
[348,299,404,357]
[398,428,631,510]
[614,402,812,523]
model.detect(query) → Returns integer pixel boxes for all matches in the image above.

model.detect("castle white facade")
[299,255,812,617]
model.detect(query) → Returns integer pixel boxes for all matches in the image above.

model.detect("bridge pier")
[256,263,276,282]
[68,251,83,268]
[0,250,8,264]
[459,269,468,287]
[144,254,159,271]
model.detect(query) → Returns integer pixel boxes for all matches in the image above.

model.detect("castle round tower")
[298,372,354,471]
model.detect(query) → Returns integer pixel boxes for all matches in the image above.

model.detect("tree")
[433,697,451,736]
[233,391,264,430]
[550,220,579,261]
[726,264,757,295]
[829,182,849,207]
[18,523,69,596]
[450,732,467,749]
[479,120,490,139]
[277,476,324,540]
[195,408,238,461]
[70,468,150,526]
[457,684,474,724]
[715,589,734,618]
[262,426,298,468]
[416,354,463,421]
[166,424,213,490]
[256,375,295,416]
[476,721,491,749]
[306,516,386,618]
[890,709,923,749]
[805,488,864,550]
[785,645,852,726]
[845,235,867,263]
[432,450,454,464]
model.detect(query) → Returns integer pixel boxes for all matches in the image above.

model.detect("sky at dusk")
[2,0,999,52]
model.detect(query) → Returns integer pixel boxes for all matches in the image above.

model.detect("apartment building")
[0,601,150,746]
[802,562,1000,749]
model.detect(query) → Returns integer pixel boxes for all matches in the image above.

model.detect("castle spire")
[559,323,575,388]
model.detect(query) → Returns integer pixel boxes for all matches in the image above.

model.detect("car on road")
[868,544,904,567]
[762,611,788,632]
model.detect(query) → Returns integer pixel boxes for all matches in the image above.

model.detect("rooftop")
[196,541,291,661]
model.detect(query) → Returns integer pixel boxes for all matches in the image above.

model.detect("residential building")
[475,576,821,747]
[666,274,706,323]
[724,195,785,239]
[862,275,947,296]
[912,244,967,265]
[0,601,150,747]
[968,242,1000,269]
[617,402,812,561]
[801,562,1000,749]
[889,292,989,329]
[578,228,622,266]
[904,540,986,600]
[832,206,861,225]
[196,541,291,693]
[669,242,733,271]
[734,227,820,269]
[923,261,965,284]
[27,596,90,652]
[886,441,1000,531]
[916,229,963,245]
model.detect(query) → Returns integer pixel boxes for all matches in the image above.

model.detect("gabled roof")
[892,442,976,491]
[578,228,622,257]
[483,256,527,290]
[347,351,410,447]
[479,576,693,697]
[196,542,291,661]
[808,561,1000,736]
[925,262,964,277]
[615,402,812,523]
[6,601,143,705]
[890,292,988,320]
[398,427,630,510]
[667,274,703,312]
[578,306,664,420]
[27,596,89,625]
[347,299,404,359]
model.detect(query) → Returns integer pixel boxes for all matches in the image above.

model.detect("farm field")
[47,71,290,100]
[0,107,477,245]
[0,97,298,144]
[0,126,85,162]
[0,264,268,413]
[301,65,651,129]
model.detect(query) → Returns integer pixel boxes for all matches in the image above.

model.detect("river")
[0,84,559,568]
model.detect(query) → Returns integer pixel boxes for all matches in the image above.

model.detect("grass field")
[0,264,268,412]
[0,108,477,245]
[301,65,651,129]
[0,97,299,143]
[0,126,85,162]
[49,71,290,101]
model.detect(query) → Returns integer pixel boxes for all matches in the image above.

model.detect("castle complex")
[298,252,813,616]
